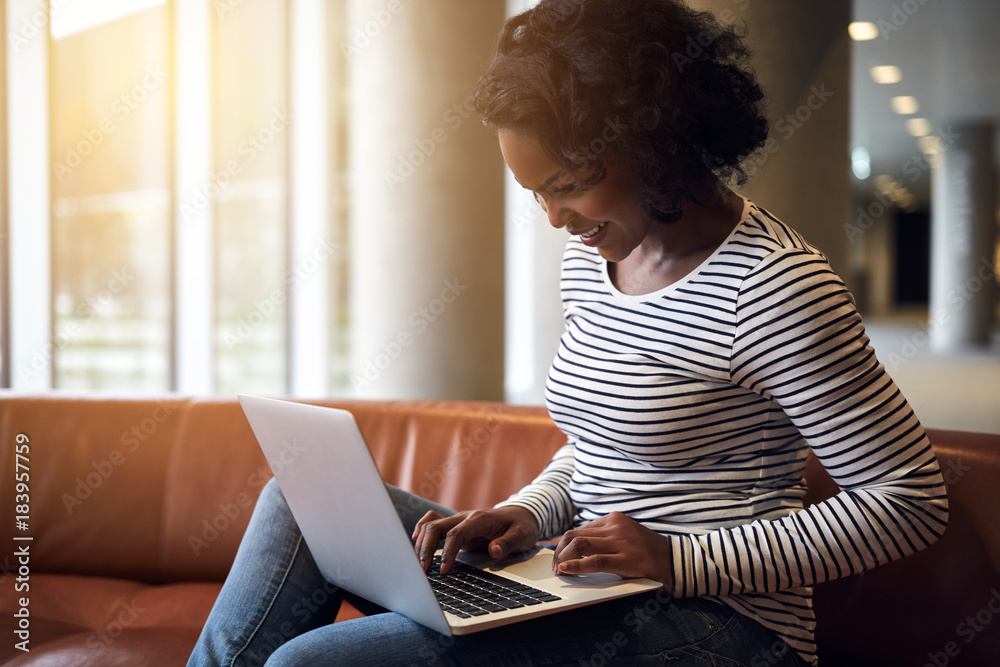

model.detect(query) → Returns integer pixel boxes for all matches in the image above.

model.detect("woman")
[189,1,948,665]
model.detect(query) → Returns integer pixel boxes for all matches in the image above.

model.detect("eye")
[533,191,548,211]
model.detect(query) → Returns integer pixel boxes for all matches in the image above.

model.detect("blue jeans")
[188,478,807,666]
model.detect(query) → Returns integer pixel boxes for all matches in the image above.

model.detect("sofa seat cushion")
[0,574,218,666]
[0,572,369,666]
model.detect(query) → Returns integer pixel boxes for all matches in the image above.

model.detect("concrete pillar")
[347,1,507,400]
[929,123,997,350]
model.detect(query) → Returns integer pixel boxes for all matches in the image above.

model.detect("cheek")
[576,190,624,221]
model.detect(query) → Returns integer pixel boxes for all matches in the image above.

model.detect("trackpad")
[485,548,625,586]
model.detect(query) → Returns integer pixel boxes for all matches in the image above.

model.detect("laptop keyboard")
[427,555,562,619]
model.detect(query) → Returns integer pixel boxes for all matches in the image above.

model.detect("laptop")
[238,394,662,636]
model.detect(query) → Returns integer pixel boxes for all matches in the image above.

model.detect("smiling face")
[498,130,655,263]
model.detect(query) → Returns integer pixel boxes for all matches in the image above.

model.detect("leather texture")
[0,394,996,666]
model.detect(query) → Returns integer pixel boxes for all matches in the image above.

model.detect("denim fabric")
[188,478,806,667]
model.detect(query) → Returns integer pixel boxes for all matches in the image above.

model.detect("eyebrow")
[516,169,570,193]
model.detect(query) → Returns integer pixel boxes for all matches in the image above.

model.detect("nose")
[536,194,568,230]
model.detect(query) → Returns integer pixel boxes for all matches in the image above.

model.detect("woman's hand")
[412,507,540,575]
[551,512,674,587]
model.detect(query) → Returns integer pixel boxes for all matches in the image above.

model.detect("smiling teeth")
[580,222,607,239]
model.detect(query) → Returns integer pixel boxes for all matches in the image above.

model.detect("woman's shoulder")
[738,201,825,257]
[721,201,833,278]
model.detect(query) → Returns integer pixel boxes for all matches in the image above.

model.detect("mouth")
[577,221,607,240]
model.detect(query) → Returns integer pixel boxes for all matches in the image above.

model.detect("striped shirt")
[498,199,949,665]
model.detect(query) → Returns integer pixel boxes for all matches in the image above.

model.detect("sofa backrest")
[0,395,566,583]
[1,395,190,583]
[158,398,568,582]
[805,428,1000,666]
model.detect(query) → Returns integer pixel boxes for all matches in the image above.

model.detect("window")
[212,1,290,395]
[50,3,171,391]
[3,0,350,395]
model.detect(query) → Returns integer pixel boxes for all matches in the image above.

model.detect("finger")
[439,510,502,575]
[556,552,618,576]
[550,514,613,548]
[411,510,444,541]
[551,528,579,565]
[552,535,620,574]
[439,522,477,575]
[414,514,462,571]
[487,522,533,560]
[551,526,605,568]
[552,535,592,564]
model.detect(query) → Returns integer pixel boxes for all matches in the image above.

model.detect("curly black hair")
[475,0,769,223]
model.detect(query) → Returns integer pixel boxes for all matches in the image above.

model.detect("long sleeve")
[494,443,577,540]
[665,247,949,599]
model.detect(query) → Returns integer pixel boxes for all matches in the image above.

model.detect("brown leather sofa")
[1,394,997,666]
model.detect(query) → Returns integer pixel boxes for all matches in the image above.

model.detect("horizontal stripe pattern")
[497,201,948,665]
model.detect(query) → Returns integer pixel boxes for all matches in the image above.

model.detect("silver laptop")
[238,394,661,636]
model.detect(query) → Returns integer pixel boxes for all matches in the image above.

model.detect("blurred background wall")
[2,0,997,431]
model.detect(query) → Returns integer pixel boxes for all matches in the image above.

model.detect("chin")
[595,246,627,263]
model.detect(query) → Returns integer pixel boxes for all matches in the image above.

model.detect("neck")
[637,182,742,263]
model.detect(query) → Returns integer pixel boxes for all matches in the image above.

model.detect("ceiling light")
[870,66,903,84]
[891,96,920,115]
[849,22,879,41]
[918,135,943,154]
[906,118,933,137]
[851,147,872,180]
